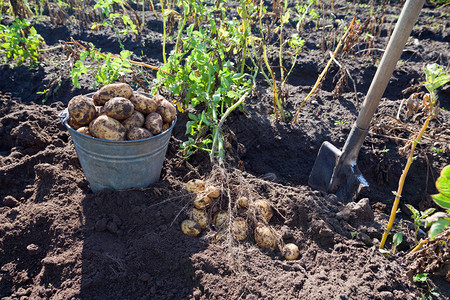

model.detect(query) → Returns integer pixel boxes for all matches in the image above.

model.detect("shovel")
[308,0,425,199]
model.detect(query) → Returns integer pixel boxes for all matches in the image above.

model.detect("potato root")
[193,194,212,210]
[254,223,277,250]
[206,186,220,198]
[129,92,158,114]
[232,217,248,241]
[190,208,209,229]
[255,199,273,222]
[238,197,249,209]
[181,219,201,237]
[89,115,126,141]
[145,112,163,135]
[93,83,133,105]
[282,243,299,260]
[68,95,96,125]
[127,127,153,140]
[213,211,228,229]
[185,179,206,193]
[103,97,134,120]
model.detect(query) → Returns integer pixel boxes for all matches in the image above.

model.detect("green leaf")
[428,218,450,239]
[432,192,450,210]
[406,204,419,216]
[436,174,450,197]
[413,273,428,283]
[393,232,403,246]
[441,165,450,178]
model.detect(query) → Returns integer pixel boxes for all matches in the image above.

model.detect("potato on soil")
[68,95,96,125]
[254,223,277,250]
[103,97,134,120]
[127,127,153,140]
[129,92,158,114]
[282,243,299,260]
[76,126,91,136]
[157,99,177,123]
[181,219,201,237]
[213,211,228,229]
[194,194,212,210]
[232,217,248,241]
[190,208,209,229]
[145,112,163,135]
[206,186,220,198]
[89,115,126,141]
[67,117,83,130]
[122,111,145,131]
[255,199,273,222]
[238,197,249,209]
[185,179,206,193]
[93,83,133,105]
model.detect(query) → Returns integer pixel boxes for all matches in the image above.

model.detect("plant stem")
[210,91,250,163]
[291,16,356,124]
[263,44,284,121]
[379,116,431,250]
[159,0,167,64]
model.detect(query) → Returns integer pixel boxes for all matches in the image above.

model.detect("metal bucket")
[58,92,176,193]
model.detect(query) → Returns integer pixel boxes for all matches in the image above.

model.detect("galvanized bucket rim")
[58,91,177,144]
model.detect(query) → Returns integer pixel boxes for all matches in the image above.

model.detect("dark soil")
[1,1,450,299]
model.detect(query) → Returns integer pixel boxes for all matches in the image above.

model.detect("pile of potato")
[66,83,176,141]
[181,179,300,260]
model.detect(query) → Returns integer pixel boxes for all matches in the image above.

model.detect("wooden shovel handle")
[356,0,425,130]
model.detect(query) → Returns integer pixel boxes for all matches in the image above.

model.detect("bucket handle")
[58,108,69,124]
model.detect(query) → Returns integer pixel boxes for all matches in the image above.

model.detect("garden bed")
[1,0,450,299]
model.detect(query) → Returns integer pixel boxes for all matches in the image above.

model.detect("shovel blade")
[308,141,341,193]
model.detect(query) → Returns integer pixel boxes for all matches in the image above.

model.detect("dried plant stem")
[292,16,356,124]
[379,116,431,250]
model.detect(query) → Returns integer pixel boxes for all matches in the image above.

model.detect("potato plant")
[0,18,44,66]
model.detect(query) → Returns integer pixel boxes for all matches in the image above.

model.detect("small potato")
[254,223,277,250]
[190,208,209,229]
[129,92,158,114]
[67,117,83,130]
[185,179,206,193]
[68,95,96,125]
[76,126,91,136]
[122,111,145,131]
[93,83,133,105]
[103,97,134,120]
[127,127,153,140]
[181,219,201,237]
[255,199,273,222]
[238,197,249,209]
[89,115,126,141]
[213,211,228,229]
[206,186,220,198]
[282,243,299,260]
[157,99,177,123]
[163,122,171,131]
[193,194,212,210]
[145,112,163,135]
[232,217,248,241]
